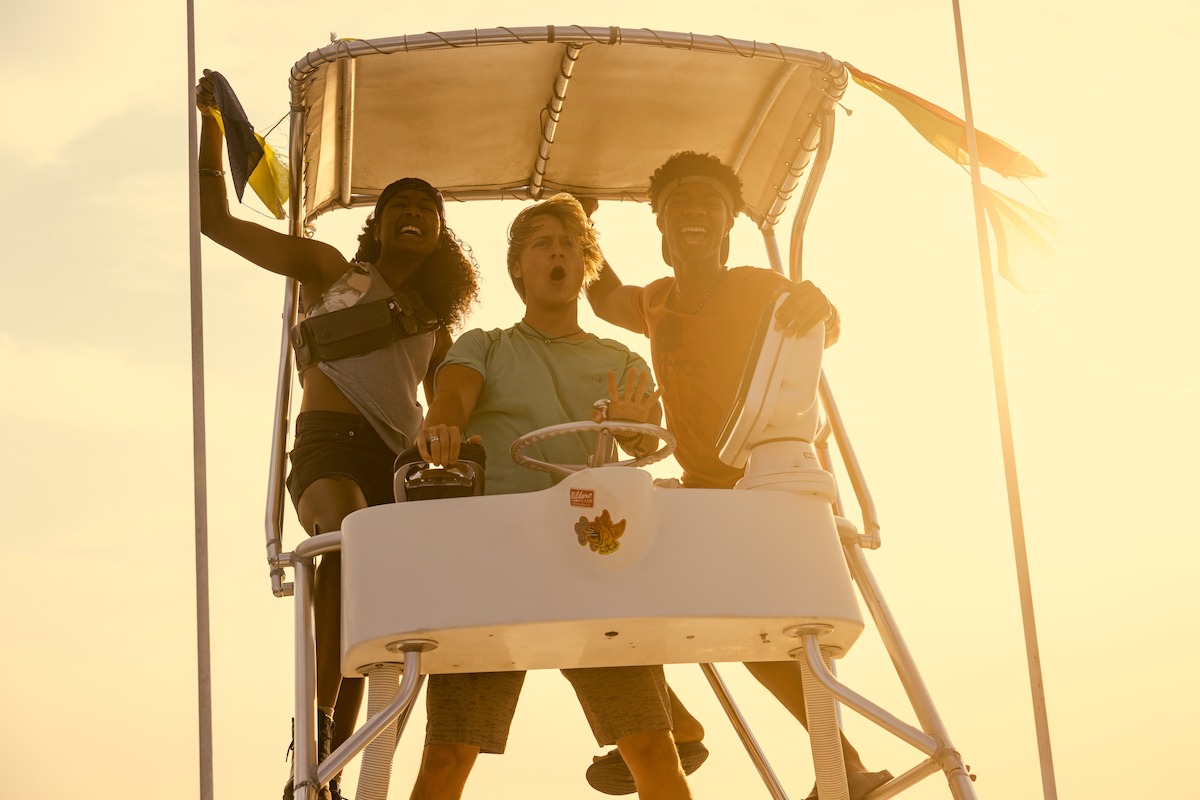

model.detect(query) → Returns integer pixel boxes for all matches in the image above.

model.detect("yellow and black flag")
[209,71,288,219]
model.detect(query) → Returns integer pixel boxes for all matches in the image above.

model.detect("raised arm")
[586,257,645,334]
[571,197,645,334]
[416,364,485,466]
[196,72,346,288]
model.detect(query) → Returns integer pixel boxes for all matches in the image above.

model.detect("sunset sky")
[2,2,1197,799]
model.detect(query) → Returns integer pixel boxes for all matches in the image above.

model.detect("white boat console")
[342,463,863,676]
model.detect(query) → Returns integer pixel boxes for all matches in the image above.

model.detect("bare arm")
[416,364,485,466]
[196,73,346,288]
[572,197,645,332]
[423,327,454,406]
[586,258,645,334]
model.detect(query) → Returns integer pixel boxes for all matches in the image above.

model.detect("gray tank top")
[303,261,436,453]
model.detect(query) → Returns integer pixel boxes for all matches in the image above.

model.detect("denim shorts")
[286,411,398,509]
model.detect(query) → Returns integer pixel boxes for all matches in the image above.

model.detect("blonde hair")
[506,194,602,300]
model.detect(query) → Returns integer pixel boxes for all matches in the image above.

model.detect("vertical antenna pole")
[185,2,214,798]
[950,3,1058,798]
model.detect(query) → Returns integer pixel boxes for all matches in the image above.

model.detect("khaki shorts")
[425,665,672,754]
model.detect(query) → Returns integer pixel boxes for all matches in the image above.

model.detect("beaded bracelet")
[199,168,225,177]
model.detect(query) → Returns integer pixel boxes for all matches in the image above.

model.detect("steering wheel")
[509,421,676,477]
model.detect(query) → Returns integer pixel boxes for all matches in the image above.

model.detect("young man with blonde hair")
[408,194,692,800]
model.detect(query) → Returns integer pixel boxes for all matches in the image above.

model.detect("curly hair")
[505,193,602,301]
[648,151,745,216]
[353,217,480,329]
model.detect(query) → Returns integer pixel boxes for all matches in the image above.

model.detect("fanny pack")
[291,290,439,371]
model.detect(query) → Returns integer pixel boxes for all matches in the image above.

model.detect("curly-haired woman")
[196,71,479,800]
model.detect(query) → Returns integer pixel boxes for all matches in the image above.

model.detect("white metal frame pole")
[950,3,1058,798]
[185,1,214,798]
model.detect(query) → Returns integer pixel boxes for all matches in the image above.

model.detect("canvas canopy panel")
[289,26,847,228]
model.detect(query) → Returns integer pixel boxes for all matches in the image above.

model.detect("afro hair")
[648,151,745,216]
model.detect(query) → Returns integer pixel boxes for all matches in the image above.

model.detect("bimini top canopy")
[288,26,847,229]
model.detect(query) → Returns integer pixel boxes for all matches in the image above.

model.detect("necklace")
[670,270,728,314]
[520,320,584,343]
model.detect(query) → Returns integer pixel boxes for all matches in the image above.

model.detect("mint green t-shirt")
[439,322,655,496]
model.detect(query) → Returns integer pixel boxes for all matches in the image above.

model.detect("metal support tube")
[818,373,880,548]
[762,54,845,228]
[867,759,944,800]
[292,558,319,800]
[839,547,978,799]
[531,44,582,198]
[794,636,936,754]
[840,548,948,736]
[762,228,785,274]
[288,28,838,89]
[293,531,343,561]
[338,58,357,207]
[266,279,299,597]
[731,64,798,172]
[787,110,836,282]
[265,78,311,598]
[812,418,849,517]
[292,532,422,793]
[320,649,426,783]
[699,663,789,800]
[287,81,307,236]
[589,428,616,468]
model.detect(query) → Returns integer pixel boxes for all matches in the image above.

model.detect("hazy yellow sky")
[1,2,1197,799]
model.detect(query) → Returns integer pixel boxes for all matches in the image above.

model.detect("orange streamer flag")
[847,64,1044,179]
[982,186,1066,293]
[847,63,1063,291]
